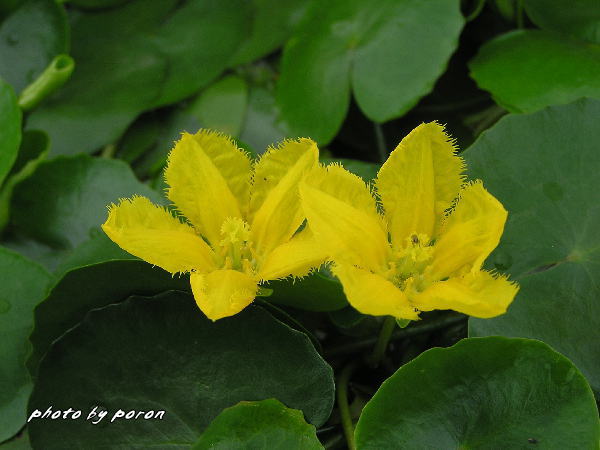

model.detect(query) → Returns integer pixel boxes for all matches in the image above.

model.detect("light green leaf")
[466,99,600,393]
[469,30,600,113]
[193,399,322,450]
[187,75,248,137]
[355,337,600,449]
[277,0,464,143]
[0,78,21,186]
[239,82,291,153]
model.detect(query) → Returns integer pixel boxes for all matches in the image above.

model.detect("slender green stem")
[326,314,466,358]
[337,362,358,450]
[373,122,387,163]
[367,315,397,368]
[100,144,117,159]
[323,432,344,449]
[516,0,524,28]
[18,54,74,111]
[465,0,486,22]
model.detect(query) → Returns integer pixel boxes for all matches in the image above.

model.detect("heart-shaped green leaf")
[28,292,334,448]
[192,399,323,450]
[277,0,464,143]
[355,337,599,449]
[469,30,600,113]
[0,247,51,442]
[466,99,600,393]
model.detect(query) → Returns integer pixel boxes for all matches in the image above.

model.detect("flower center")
[215,217,255,273]
[387,233,434,290]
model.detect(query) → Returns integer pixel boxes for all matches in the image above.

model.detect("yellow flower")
[300,122,519,320]
[102,130,327,321]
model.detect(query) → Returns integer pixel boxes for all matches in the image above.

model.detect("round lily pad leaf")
[28,292,334,448]
[355,337,600,449]
[277,0,463,143]
[0,78,21,187]
[0,247,51,442]
[11,154,161,250]
[0,0,69,92]
[469,30,600,113]
[192,399,323,450]
[28,259,189,375]
[465,99,600,393]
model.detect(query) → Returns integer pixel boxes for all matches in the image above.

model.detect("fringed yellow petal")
[190,270,258,321]
[165,130,252,245]
[249,138,318,256]
[376,122,465,246]
[300,165,389,272]
[412,270,519,318]
[430,181,507,279]
[257,227,328,281]
[333,264,419,320]
[101,196,216,274]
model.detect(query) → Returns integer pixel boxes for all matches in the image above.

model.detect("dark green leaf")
[277,0,464,143]
[524,0,600,44]
[0,0,68,92]
[0,78,21,186]
[193,399,323,450]
[229,0,308,66]
[28,292,335,448]
[27,0,250,156]
[68,0,131,10]
[11,154,161,250]
[466,99,600,393]
[52,230,136,278]
[266,271,347,312]
[469,30,600,113]
[0,247,51,442]
[28,259,189,374]
[355,337,600,449]
[0,430,30,450]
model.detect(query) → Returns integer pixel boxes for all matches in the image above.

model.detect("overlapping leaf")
[28,292,334,448]
[27,0,250,156]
